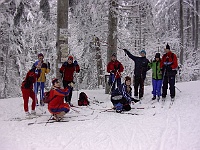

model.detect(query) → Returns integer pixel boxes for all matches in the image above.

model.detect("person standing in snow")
[160,44,178,100]
[21,66,41,117]
[148,53,163,101]
[59,55,80,106]
[48,78,72,121]
[123,49,150,100]
[111,76,140,113]
[107,53,124,93]
[32,53,50,106]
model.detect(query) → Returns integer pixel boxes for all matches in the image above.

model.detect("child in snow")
[148,53,162,101]
[32,53,50,106]
[111,76,140,113]
[48,78,73,121]
[21,66,41,117]
[59,55,80,106]
[107,53,124,93]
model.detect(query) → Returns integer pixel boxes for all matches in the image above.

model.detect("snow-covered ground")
[0,81,200,150]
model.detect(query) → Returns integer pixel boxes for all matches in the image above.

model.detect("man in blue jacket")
[123,49,150,100]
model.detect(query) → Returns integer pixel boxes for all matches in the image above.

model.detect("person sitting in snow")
[21,65,41,117]
[107,53,124,93]
[111,76,140,113]
[148,53,163,101]
[48,78,73,121]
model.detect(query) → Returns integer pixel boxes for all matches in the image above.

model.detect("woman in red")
[48,78,72,121]
[21,67,41,117]
[59,55,80,105]
[107,53,124,92]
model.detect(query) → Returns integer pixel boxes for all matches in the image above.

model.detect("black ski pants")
[134,76,145,98]
[162,75,175,98]
[63,80,73,104]
[111,97,131,111]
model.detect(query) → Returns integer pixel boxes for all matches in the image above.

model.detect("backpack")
[78,92,90,106]
[43,91,57,103]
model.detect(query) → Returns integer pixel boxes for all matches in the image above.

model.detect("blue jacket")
[111,83,132,103]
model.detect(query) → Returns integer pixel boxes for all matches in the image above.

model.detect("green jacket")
[148,60,162,80]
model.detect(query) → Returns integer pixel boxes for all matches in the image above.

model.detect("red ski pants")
[21,88,37,112]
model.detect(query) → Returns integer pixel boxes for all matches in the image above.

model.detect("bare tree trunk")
[194,0,199,51]
[56,0,69,80]
[192,0,195,48]
[94,36,104,87]
[106,0,118,94]
[179,0,184,65]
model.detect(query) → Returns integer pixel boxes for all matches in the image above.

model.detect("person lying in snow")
[111,76,140,113]
[21,66,41,117]
[48,78,73,121]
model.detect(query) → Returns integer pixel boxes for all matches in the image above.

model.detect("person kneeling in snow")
[111,76,140,113]
[48,78,73,121]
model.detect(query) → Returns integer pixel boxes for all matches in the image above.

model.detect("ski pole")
[109,71,119,95]
[175,86,181,92]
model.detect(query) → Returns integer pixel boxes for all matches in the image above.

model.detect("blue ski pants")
[34,82,45,101]
[152,79,162,97]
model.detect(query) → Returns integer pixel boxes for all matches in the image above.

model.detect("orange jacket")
[48,87,71,114]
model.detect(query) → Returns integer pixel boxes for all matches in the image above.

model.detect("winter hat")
[112,53,117,57]
[38,53,44,58]
[52,78,59,85]
[155,53,160,58]
[166,43,170,50]
[125,76,131,82]
[68,55,73,61]
[140,50,146,55]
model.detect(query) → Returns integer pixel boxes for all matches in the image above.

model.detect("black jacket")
[125,50,150,79]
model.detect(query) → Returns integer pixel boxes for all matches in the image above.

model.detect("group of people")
[21,54,80,120]
[107,43,178,113]
[21,43,178,119]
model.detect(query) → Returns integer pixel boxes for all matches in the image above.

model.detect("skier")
[32,53,50,106]
[48,78,72,121]
[123,49,150,100]
[111,76,140,113]
[148,53,162,101]
[107,53,124,93]
[59,55,80,106]
[21,66,41,117]
[160,43,178,100]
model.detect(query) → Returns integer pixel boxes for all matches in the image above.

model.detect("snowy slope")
[0,81,200,150]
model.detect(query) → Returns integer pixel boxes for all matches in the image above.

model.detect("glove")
[164,62,172,66]
[74,60,78,66]
[131,97,140,103]
[47,62,50,69]
[123,49,128,53]
[110,70,115,73]
[68,82,74,87]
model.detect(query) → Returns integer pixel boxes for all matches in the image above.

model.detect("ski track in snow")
[1,81,200,150]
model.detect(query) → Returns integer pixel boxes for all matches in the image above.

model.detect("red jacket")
[48,87,71,113]
[107,60,124,79]
[160,51,178,70]
[60,62,80,82]
[21,69,41,89]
